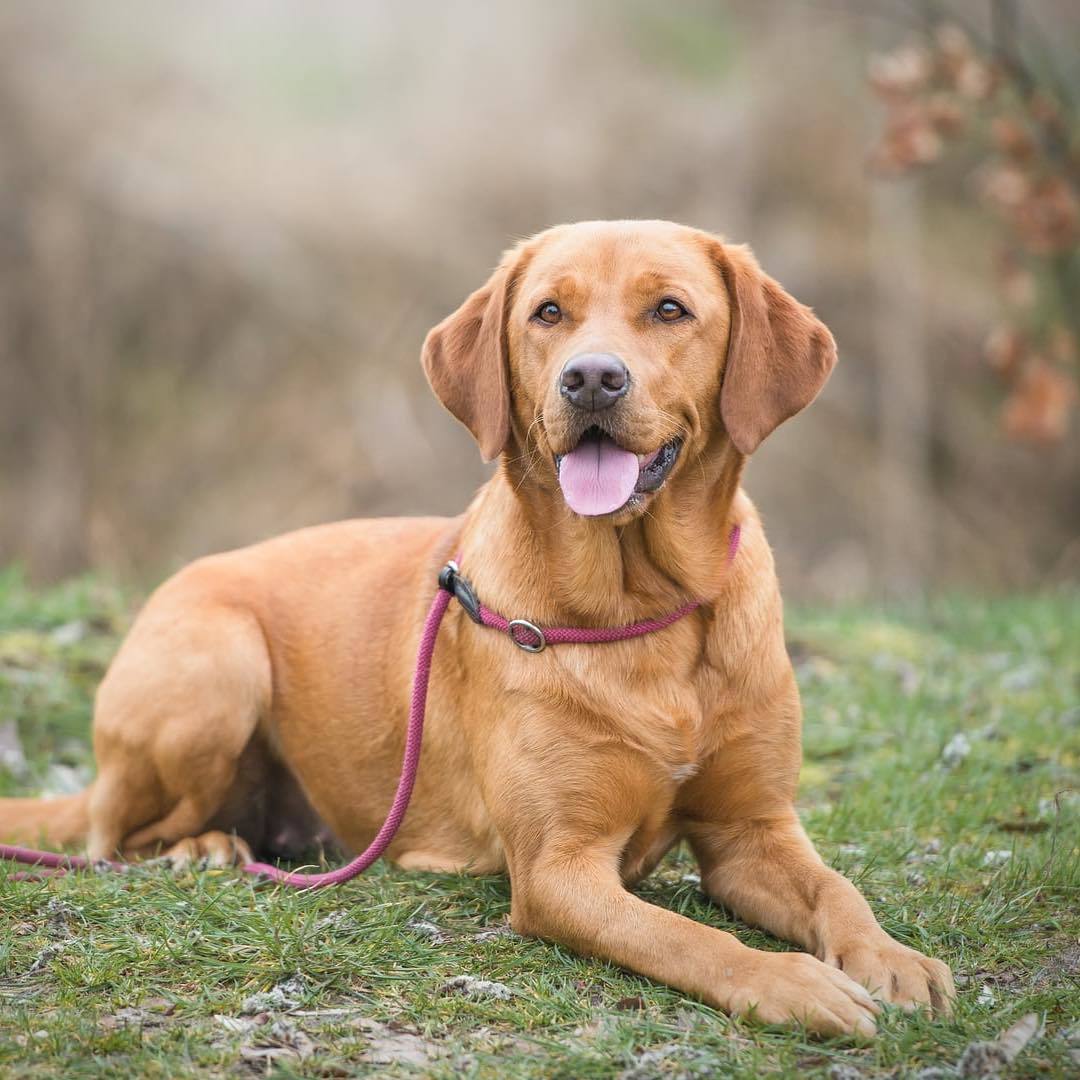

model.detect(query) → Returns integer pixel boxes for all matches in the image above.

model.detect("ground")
[0,569,1077,1078]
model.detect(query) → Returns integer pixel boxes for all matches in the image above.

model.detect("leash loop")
[507,618,546,652]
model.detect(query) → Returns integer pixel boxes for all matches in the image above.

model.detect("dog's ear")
[713,242,837,455]
[421,252,518,463]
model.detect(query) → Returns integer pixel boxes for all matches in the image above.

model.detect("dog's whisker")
[512,414,547,492]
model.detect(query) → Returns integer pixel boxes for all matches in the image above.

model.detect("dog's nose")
[559,353,629,411]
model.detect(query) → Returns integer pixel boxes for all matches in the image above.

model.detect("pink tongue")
[558,436,640,516]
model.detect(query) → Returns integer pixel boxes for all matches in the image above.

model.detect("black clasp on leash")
[438,561,483,624]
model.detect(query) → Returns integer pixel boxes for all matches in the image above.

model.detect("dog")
[0,220,954,1037]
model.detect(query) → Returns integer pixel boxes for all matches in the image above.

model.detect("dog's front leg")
[484,732,878,1038]
[681,723,955,1014]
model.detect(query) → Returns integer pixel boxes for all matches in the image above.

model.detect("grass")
[0,567,1077,1078]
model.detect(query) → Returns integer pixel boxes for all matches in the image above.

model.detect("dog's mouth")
[553,427,682,517]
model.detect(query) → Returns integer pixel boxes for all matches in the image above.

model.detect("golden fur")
[0,220,953,1037]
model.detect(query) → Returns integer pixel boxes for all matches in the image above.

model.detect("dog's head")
[423,220,836,520]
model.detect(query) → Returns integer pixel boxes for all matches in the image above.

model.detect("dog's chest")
[496,621,717,779]
[583,656,708,779]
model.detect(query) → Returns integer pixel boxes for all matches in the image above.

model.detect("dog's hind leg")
[85,598,271,863]
[157,830,254,869]
[0,789,91,848]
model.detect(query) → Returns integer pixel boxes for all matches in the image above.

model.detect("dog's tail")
[0,787,92,849]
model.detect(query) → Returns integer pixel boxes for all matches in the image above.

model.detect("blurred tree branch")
[866,0,1079,444]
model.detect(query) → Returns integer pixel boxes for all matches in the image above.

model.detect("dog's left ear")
[421,252,517,463]
[712,242,838,455]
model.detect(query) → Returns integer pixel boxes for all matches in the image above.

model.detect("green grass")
[1,570,1078,1078]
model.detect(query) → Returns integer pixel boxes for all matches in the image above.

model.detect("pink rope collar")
[1,524,740,889]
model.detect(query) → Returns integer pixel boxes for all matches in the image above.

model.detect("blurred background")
[1,0,1077,601]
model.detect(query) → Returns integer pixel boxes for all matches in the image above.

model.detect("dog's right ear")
[421,253,518,463]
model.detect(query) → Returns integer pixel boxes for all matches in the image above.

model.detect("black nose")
[559,353,629,411]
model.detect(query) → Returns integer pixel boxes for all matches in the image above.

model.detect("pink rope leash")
[1,524,740,889]
[0,849,124,881]
[477,599,702,648]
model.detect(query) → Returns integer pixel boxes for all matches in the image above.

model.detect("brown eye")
[533,301,562,325]
[656,299,688,322]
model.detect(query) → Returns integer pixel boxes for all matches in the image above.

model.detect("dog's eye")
[656,299,688,322]
[533,301,562,325]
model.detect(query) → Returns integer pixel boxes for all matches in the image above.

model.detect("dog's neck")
[463,434,746,624]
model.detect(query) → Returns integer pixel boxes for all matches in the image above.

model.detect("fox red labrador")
[1,220,954,1037]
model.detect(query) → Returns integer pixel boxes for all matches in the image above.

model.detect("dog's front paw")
[826,934,955,1015]
[729,951,880,1039]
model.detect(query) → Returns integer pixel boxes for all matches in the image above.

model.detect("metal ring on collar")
[508,618,546,653]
